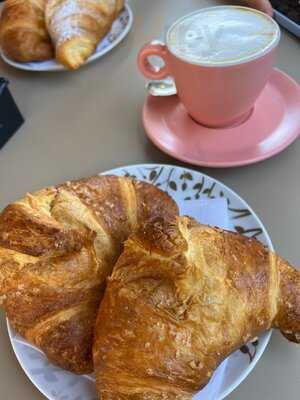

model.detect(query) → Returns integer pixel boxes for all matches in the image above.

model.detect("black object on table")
[272,0,300,24]
[0,78,24,150]
[271,0,300,38]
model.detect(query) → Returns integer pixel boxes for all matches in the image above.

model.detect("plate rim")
[0,3,133,72]
[7,163,274,400]
[143,69,300,168]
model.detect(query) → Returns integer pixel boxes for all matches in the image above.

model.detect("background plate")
[0,3,133,72]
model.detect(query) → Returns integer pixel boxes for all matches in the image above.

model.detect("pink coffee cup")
[138,6,280,128]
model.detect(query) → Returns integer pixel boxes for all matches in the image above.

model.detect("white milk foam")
[167,7,280,66]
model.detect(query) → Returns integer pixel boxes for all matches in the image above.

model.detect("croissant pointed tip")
[95,218,300,398]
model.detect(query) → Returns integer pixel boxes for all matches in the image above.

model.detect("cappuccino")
[167,6,280,66]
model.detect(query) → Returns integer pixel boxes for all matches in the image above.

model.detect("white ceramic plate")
[7,164,273,400]
[0,3,133,72]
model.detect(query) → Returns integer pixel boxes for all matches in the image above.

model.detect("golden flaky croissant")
[45,0,124,69]
[0,0,54,62]
[94,217,300,400]
[0,176,178,374]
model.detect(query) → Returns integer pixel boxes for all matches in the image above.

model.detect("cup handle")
[138,42,170,80]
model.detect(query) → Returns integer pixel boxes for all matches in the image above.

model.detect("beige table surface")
[0,0,299,399]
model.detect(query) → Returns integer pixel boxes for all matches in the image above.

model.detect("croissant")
[0,0,54,62]
[94,216,300,399]
[0,175,178,374]
[45,0,125,69]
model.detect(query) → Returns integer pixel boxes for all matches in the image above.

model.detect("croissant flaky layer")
[94,217,300,399]
[0,0,54,62]
[0,176,178,374]
[45,0,125,69]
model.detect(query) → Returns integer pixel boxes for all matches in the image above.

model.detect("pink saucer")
[143,69,300,168]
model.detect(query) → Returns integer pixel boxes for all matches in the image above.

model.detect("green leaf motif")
[124,172,136,179]
[169,181,177,191]
[149,170,157,181]
[235,226,245,235]
[228,208,251,219]
[240,342,257,363]
[203,183,216,198]
[240,345,249,354]
[184,172,193,180]
[234,225,263,238]
[193,183,203,190]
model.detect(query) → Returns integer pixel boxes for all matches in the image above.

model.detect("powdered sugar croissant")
[45,0,124,69]
[94,217,300,399]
